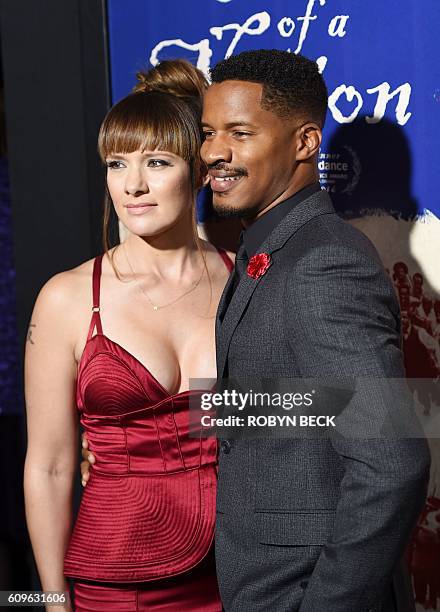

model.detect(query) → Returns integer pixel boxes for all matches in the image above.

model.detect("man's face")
[201,81,300,219]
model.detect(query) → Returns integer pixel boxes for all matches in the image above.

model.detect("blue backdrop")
[107,0,440,220]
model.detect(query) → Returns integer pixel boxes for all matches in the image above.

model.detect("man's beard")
[207,162,253,218]
[213,199,260,220]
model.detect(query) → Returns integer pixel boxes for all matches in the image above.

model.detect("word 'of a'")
[151,0,411,126]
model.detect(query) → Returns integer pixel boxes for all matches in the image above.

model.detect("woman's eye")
[106,160,124,169]
[147,159,170,167]
[203,131,214,139]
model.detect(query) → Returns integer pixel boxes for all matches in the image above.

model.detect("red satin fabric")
[64,251,233,606]
[73,547,220,611]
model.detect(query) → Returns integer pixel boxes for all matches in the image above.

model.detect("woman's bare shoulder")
[33,257,97,315]
[26,257,101,356]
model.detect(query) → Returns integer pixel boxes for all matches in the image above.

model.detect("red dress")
[64,250,233,611]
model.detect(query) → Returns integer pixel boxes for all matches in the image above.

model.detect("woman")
[24,59,233,611]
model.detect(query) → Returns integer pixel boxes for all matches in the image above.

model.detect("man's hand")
[80,433,95,487]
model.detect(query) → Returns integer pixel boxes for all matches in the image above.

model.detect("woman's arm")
[24,273,79,603]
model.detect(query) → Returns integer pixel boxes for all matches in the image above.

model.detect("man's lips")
[209,174,244,193]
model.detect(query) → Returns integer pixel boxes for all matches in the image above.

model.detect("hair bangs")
[98,92,196,162]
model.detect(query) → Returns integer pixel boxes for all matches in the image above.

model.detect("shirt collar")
[242,182,322,258]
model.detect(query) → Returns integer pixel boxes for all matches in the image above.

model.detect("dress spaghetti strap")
[216,247,234,273]
[86,255,104,341]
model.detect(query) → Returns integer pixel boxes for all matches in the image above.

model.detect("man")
[199,50,430,612]
[83,50,430,611]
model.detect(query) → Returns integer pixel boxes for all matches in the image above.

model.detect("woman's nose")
[125,167,149,195]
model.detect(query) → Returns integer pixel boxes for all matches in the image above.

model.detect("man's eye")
[234,131,250,138]
[203,131,214,139]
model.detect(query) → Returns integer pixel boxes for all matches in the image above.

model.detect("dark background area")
[0,0,110,600]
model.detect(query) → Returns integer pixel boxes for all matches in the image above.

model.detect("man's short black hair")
[210,49,328,127]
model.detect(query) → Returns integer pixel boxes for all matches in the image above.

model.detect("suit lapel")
[216,190,335,379]
[216,269,266,378]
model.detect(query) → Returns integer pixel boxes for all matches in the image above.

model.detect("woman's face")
[105,149,194,237]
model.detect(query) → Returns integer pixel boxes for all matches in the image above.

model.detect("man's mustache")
[207,162,248,176]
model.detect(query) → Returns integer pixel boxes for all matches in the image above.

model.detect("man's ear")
[296,122,322,161]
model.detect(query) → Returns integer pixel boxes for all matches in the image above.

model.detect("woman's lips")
[125,204,156,215]
[209,175,243,193]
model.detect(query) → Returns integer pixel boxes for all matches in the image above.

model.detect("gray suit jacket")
[214,190,430,612]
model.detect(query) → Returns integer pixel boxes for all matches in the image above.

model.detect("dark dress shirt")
[232,182,322,292]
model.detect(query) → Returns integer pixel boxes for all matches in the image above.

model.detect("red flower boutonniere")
[247,253,272,279]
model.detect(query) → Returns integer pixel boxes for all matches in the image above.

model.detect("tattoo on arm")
[27,323,36,344]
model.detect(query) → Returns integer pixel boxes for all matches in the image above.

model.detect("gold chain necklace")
[122,243,205,311]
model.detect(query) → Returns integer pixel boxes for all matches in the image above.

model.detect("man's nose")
[201,134,233,164]
[125,167,148,195]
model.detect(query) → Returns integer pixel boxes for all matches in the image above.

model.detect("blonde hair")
[99,60,208,255]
